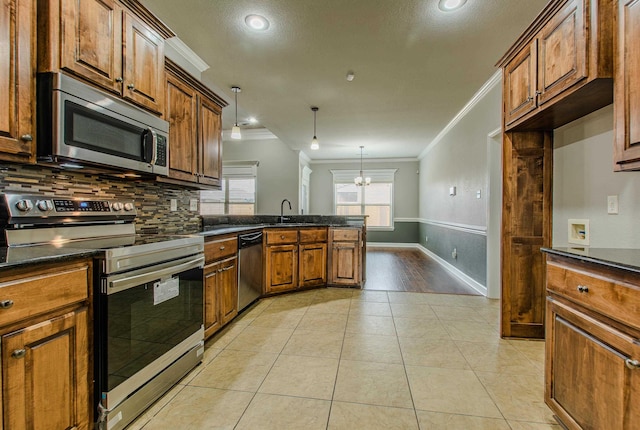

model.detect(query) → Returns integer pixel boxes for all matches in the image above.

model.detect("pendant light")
[354,146,371,186]
[310,107,319,150]
[231,86,242,140]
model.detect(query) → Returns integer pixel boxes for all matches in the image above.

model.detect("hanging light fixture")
[354,146,371,186]
[231,86,242,140]
[310,106,319,150]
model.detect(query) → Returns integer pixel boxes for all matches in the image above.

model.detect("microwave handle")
[142,128,157,165]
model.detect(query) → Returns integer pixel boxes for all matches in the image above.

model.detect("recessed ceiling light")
[245,14,270,31]
[248,117,258,124]
[438,0,467,12]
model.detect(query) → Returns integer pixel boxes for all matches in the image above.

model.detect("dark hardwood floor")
[364,248,481,295]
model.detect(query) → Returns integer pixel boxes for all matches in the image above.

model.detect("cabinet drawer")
[0,264,89,327]
[546,262,640,329]
[299,228,327,243]
[331,228,359,242]
[205,236,238,263]
[266,230,298,245]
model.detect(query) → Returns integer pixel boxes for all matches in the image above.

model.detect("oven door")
[96,254,204,410]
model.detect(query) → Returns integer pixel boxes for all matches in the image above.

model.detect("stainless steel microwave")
[37,73,169,176]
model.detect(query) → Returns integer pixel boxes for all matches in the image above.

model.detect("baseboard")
[368,242,487,296]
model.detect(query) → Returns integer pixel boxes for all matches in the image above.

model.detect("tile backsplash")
[0,164,201,234]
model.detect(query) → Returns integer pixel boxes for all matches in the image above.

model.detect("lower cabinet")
[328,228,362,287]
[204,235,238,339]
[0,259,91,429]
[265,243,298,293]
[299,242,327,287]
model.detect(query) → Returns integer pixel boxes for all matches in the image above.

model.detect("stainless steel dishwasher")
[238,231,264,311]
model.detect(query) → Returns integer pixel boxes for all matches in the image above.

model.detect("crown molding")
[165,37,210,74]
[418,70,502,160]
[310,157,418,164]
[222,128,278,142]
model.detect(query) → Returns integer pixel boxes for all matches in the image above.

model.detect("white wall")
[308,160,419,217]
[553,104,640,248]
[222,139,300,214]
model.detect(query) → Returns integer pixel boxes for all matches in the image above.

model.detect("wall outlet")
[607,195,619,214]
[170,199,177,212]
[425,236,428,243]
[476,190,482,199]
[189,199,198,211]
[449,186,456,196]
[451,248,457,259]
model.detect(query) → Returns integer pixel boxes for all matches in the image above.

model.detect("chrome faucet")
[280,199,292,223]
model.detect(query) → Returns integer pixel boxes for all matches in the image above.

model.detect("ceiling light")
[310,107,319,150]
[248,116,258,124]
[346,71,355,82]
[231,86,241,140]
[245,14,270,30]
[354,146,371,186]
[438,0,467,11]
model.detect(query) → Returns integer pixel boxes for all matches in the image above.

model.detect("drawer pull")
[626,359,640,370]
[0,299,14,309]
[12,349,26,359]
[219,246,225,250]
[577,285,589,293]
[218,266,234,273]
[281,235,285,239]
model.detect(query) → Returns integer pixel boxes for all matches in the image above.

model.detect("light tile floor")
[128,288,560,430]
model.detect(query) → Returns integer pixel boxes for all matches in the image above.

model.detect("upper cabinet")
[614,0,640,170]
[164,60,227,188]
[0,0,36,163]
[39,0,173,114]
[499,0,614,131]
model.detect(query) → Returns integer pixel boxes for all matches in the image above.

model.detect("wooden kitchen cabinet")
[614,0,640,171]
[39,0,172,114]
[328,228,362,287]
[204,236,238,339]
[501,0,613,131]
[544,252,640,429]
[0,0,36,163]
[0,259,92,429]
[299,228,328,288]
[164,60,226,188]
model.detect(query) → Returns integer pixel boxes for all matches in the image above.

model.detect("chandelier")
[354,146,371,186]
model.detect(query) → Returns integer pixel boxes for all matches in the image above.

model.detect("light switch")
[189,199,198,211]
[449,186,456,196]
[476,190,482,199]
[607,195,619,214]
[170,199,177,212]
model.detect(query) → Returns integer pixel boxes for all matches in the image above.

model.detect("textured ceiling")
[142,0,549,160]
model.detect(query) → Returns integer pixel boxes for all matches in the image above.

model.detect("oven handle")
[107,255,204,294]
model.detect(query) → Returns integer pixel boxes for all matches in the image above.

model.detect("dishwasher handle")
[239,231,263,248]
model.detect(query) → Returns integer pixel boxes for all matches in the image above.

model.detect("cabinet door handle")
[217,266,233,273]
[20,134,33,142]
[626,359,640,370]
[12,349,26,359]
[0,299,14,309]
[127,83,135,90]
[116,77,123,83]
[526,96,534,102]
[577,285,589,293]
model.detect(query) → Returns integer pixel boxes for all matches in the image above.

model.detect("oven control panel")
[1,194,137,219]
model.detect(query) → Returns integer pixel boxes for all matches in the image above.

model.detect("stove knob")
[36,200,53,212]
[112,202,124,211]
[123,202,135,212]
[15,199,33,212]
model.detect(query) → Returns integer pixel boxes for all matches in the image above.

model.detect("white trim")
[418,70,502,160]
[488,127,502,138]
[419,219,487,236]
[367,242,488,296]
[165,37,210,73]
[299,151,312,164]
[311,157,418,164]
[417,244,488,296]
[331,169,398,183]
[394,217,420,222]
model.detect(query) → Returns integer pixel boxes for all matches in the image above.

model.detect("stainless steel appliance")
[37,72,169,175]
[0,194,204,430]
[238,231,263,311]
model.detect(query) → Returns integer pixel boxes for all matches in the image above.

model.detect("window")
[200,161,258,215]
[332,169,396,229]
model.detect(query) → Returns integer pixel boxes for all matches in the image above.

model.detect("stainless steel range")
[0,194,205,430]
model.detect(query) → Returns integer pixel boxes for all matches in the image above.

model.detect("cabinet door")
[60,0,123,94]
[122,11,164,113]
[330,242,360,286]
[504,40,538,126]
[198,97,222,186]
[2,307,90,430]
[166,72,198,182]
[265,245,298,293]
[204,264,222,339]
[537,0,587,106]
[218,258,238,325]
[546,298,640,429]
[0,0,35,163]
[299,243,327,287]
[614,0,640,170]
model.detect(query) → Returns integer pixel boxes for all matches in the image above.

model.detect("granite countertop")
[542,247,640,275]
[0,245,100,270]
